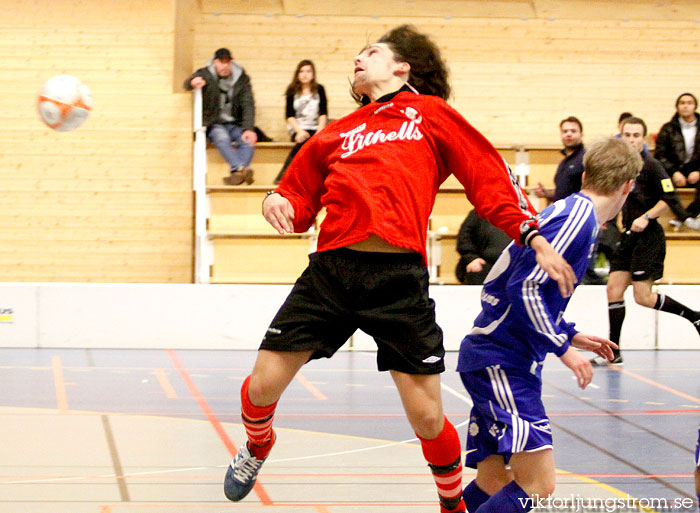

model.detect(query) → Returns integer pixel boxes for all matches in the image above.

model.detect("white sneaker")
[669,219,683,231]
[684,217,700,231]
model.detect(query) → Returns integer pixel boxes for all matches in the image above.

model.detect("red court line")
[167,349,272,506]
[609,365,700,404]
[295,372,328,401]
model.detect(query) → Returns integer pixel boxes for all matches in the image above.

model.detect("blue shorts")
[460,365,553,468]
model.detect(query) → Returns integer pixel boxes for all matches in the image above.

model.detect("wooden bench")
[204,144,700,284]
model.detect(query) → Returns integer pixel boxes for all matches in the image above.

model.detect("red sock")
[417,418,466,513]
[240,375,277,459]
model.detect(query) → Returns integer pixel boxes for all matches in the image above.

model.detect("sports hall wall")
[1,0,194,283]
[2,0,700,284]
[197,0,700,145]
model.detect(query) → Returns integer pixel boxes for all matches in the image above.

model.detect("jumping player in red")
[223,25,576,512]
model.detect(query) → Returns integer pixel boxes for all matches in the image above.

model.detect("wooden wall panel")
[192,13,700,147]
[203,0,697,22]
[0,0,194,283]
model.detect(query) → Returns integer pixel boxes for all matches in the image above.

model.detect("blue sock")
[463,480,490,513]
[475,481,532,513]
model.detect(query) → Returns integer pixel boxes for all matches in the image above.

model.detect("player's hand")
[571,333,618,361]
[242,129,258,146]
[190,77,206,89]
[534,182,547,198]
[294,130,311,143]
[560,346,593,389]
[466,258,486,273]
[263,193,295,234]
[630,216,648,233]
[530,235,576,297]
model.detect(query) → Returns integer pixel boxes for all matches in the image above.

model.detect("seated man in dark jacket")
[456,209,511,285]
[654,92,700,219]
[185,48,257,185]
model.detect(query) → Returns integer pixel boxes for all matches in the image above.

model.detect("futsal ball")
[37,75,92,131]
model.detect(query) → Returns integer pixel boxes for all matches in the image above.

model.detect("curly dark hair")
[351,24,451,104]
[379,25,451,100]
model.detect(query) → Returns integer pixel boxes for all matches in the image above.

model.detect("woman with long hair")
[274,59,328,184]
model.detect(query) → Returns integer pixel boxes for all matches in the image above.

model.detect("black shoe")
[591,354,623,366]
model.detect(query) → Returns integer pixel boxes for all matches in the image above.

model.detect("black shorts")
[259,248,445,374]
[609,222,665,282]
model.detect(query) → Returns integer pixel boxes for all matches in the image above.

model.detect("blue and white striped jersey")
[457,192,599,377]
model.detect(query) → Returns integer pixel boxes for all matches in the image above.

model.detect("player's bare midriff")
[345,234,415,253]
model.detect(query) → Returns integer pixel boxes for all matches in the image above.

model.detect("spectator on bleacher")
[535,117,608,283]
[455,209,510,285]
[274,60,328,184]
[654,92,700,218]
[592,116,700,366]
[185,48,257,186]
[534,116,585,203]
[224,24,577,513]
[616,112,650,155]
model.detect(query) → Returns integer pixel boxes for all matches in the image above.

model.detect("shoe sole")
[223,176,244,186]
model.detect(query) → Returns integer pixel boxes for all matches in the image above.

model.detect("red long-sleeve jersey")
[276,90,537,264]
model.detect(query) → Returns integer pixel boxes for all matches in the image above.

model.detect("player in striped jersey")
[456,137,642,513]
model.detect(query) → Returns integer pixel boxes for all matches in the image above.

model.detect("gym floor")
[0,348,698,513]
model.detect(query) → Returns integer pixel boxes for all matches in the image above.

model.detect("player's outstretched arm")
[571,333,618,361]
[530,235,576,298]
[559,346,593,389]
[263,193,295,234]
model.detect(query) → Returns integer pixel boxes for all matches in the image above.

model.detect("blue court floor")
[0,348,698,513]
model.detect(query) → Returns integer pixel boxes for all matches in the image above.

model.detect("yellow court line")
[560,470,659,513]
[153,369,177,399]
[100,506,113,513]
[295,373,328,401]
[51,356,68,412]
[609,366,700,404]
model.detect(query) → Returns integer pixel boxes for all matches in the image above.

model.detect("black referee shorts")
[609,222,665,282]
[259,248,445,374]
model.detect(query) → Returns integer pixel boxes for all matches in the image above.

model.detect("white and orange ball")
[37,75,92,131]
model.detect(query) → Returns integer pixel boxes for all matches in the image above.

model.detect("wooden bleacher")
[204,142,700,284]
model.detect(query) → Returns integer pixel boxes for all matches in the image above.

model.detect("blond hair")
[582,137,642,195]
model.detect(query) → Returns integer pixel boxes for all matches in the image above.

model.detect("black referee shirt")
[621,152,676,229]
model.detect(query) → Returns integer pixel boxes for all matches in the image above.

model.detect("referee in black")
[592,116,700,365]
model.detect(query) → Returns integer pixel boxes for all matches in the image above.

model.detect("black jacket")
[553,144,585,201]
[654,112,700,175]
[184,65,255,130]
[456,209,511,283]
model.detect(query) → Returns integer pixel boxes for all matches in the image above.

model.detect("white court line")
[572,375,599,389]
[441,382,474,407]
[2,466,212,485]
[4,417,474,484]
[4,384,474,485]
